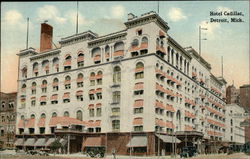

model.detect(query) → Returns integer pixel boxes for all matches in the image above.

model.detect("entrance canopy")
[24,138,36,146]
[156,134,181,144]
[14,138,24,146]
[34,138,46,147]
[126,136,147,147]
[83,137,104,147]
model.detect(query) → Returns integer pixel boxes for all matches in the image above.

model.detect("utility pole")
[198,26,207,56]
[26,18,29,49]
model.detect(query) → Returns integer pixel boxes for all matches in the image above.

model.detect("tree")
[50,140,62,156]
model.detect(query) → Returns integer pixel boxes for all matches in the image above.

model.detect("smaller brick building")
[0,92,17,148]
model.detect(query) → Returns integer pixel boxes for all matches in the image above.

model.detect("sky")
[1,1,249,93]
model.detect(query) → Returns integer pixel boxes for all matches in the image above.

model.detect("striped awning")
[88,104,94,109]
[62,93,70,99]
[156,134,181,143]
[26,118,35,128]
[155,100,165,109]
[134,99,143,108]
[50,94,58,101]
[134,82,144,90]
[37,118,45,127]
[133,118,143,125]
[45,138,56,147]
[83,137,104,147]
[96,103,102,108]
[126,136,147,147]
[140,42,148,50]
[63,60,71,66]
[95,88,102,93]
[24,138,36,146]
[93,55,101,61]
[77,56,84,62]
[34,138,46,147]
[14,138,24,146]
[113,50,124,57]
[135,67,144,73]
[76,90,83,96]
[89,89,95,94]
[40,96,47,102]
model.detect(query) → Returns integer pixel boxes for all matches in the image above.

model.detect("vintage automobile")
[180,146,198,158]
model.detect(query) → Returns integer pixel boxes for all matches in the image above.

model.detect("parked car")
[180,146,198,158]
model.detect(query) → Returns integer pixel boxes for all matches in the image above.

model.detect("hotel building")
[15,11,229,155]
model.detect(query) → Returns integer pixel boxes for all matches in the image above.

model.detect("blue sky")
[1,1,249,92]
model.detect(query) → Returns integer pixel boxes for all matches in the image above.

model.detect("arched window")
[41,113,46,118]
[42,60,49,74]
[31,82,36,94]
[156,38,160,46]
[30,114,35,119]
[65,76,71,89]
[33,62,39,76]
[64,55,72,70]
[135,62,144,79]
[114,42,124,57]
[52,78,59,91]
[77,73,84,87]
[52,112,57,117]
[76,110,83,121]
[176,53,179,67]
[64,111,69,117]
[113,66,121,83]
[97,71,103,85]
[22,66,27,78]
[141,37,148,44]
[90,72,95,86]
[131,39,139,47]
[105,45,110,60]
[21,84,26,93]
[140,37,148,54]
[171,50,174,65]
[77,52,84,67]
[180,56,183,70]
[53,57,59,72]
[176,110,181,120]
[41,80,47,93]
[92,47,101,63]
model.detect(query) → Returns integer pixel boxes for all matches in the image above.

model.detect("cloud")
[65,10,94,27]
[111,5,125,19]
[168,7,187,22]
[3,10,23,25]
[37,5,66,23]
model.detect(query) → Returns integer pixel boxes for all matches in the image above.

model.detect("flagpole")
[26,18,29,49]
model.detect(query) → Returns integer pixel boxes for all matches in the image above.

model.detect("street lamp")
[199,26,208,56]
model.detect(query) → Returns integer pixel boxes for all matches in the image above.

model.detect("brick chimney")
[40,23,53,52]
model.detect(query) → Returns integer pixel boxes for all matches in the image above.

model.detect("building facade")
[15,11,229,155]
[240,84,250,112]
[225,104,245,144]
[226,85,240,105]
[0,92,17,148]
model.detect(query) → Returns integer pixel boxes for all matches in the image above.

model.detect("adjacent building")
[0,92,17,148]
[240,84,250,112]
[226,85,240,105]
[15,11,229,155]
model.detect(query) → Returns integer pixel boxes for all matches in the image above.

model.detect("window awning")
[50,94,58,101]
[45,138,56,147]
[113,50,124,57]
[134,83,144,90]
[77,56,84,62]
[14,138,24,146]
[83,137,104,147]
[37,118,45,127]
[40,96,47,102]
[52,82,58,86]
[126,136,147,147]
[24,138,36,146]
[156,134,181,144]
[95,88,102,93]
[59,138,68,146]
[77,77,84,83]
[135,67,144,73]
[133,118,143,125]
[49,116,86,127]
[62,93,70,99]
[134,100,143,108]
[26,118,35,128]
[76,90,83,96]
[63,60,71,66]
[34,138,46,147]
[96,103,102,108]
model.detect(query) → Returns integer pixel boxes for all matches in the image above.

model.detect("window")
[96,71,103,85]
[31,100,36,106]
[40,128,45,134]
[51,94,58,104]
[135,62,144,79]
[53,78,59,91]
[134,126,143,132]
[92,47,101,64]
[134,90,144,95]
[134,107,143,114]
[21,84,26,93]
[77,73,84,88]
[64,111,69,117]
[53,57,59,72]
[22,66,27,78]
[76,95,83,101]
[90,72,95,86]
[41,80,47,93]
[76,110,83,121]
[63,99,70,103]
[96,127,101,132]
[77,53,84,67]
[20,98,26,108]
[112,120,120,131]
[64,76,71,89]
[52,112,57,117]
[51,100,58,104]
[113,42,124,57]
[42,60,49,74]
[64,55,72,70]
[113,66,121,83]
[96,108,102,117]
[105,45,110,61]
[89,94,95,100]
[137,29,142,35]
[112,91,120,103]
[88,128,94,133]
[40,101,46,105]
[96,93,102,100]
[31,82,36,94]
[33,62,39,77]
[89,109,94,117]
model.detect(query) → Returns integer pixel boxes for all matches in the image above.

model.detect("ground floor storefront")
[15,131,233,156]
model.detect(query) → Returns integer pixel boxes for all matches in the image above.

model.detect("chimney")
[40,23,53,52]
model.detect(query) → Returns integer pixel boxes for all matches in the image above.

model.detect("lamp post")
[198,26,207,56]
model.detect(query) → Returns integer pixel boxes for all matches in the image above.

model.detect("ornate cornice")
[30,49,61,61]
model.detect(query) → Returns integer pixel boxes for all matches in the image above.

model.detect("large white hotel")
[15,11,240,155]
